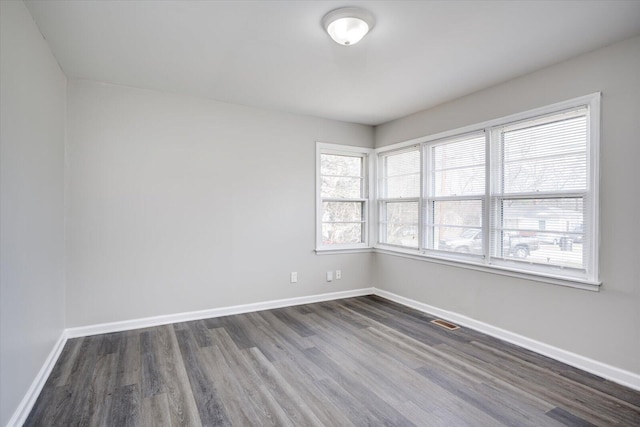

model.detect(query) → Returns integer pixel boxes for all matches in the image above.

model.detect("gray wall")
[375,35,640,374]
[0,1,67,425]
[65,79,374,327]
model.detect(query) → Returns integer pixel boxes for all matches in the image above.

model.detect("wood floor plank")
[26,295,640,426]
[269,307,316,337]
[198,344,261,425]
[52,337,83,387]
[308,322,502,426]
[443,341,637,425]
[188,319,214,348]
[174,328,231,426]
[545,406,598,427]
[98,331,123,356]
[313,377,391,427]
[51,334,103,426]
[87,353,119,427]
[116,330,141,387]
[243,346,325,426]
[141,393,172,427]
[303,346,418,426]
[209,327,297,426]
[470,339,640,420]
[220,314,256,350]
[109,383,141,427]
[257,309,316,350]
[155,325,203,426]
[140,330,163,398]
[270,358,356,427]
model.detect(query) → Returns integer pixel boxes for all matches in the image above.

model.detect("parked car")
[537,232,560,245]
[439,229,539,258]
[505,232,540,257]
[568,224,584,243]
[439,228,483,254]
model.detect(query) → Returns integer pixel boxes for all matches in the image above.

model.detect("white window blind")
[373,93,600,287]
[491,109,588,271]
[426,133,486,256]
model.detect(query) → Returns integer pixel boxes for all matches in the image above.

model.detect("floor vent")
[431,319,460,331]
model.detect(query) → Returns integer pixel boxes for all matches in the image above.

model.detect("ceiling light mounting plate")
[322,7,375,46]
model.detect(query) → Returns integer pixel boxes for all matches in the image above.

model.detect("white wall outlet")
[326,271,333,282]
[335,270,341,280]
[290,272,298,283]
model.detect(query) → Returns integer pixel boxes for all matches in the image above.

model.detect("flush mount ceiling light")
[322,7,375,46]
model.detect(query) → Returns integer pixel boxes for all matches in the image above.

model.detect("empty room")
[2,0,640,425]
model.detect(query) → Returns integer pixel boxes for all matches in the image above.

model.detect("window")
[490,109,590,273]
[426,133,486,256]
[375,93,600,287]
[316,143,372,250]
[378,147,420,248]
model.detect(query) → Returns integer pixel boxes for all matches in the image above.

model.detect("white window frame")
[422,131,487,260]
[374,93,601,290]
[316,142,374,253]
[377,145,421,249]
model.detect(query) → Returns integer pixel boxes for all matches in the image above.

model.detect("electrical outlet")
[335,270,341,280]
[290,272,298,283]
[326,271,333,282]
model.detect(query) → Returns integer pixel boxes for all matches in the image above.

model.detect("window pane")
[385,175,420,198]
[382,202,418,247]
[502,116,587,193]
[322,223,362,245]
[381,150,420,198]
[321,154,362,177]
[432,134,485,196]
[432,200,483,227]
[431,200,483,254]
[493,198,583,268]
[321,176,362,198]
[322,202,363,222]
[433,166,485,196]
[435,227,483,255]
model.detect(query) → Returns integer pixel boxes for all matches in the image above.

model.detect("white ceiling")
[25,0,640,126]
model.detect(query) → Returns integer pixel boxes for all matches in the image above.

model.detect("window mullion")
[483,129,491,264]
[421,143,431,251]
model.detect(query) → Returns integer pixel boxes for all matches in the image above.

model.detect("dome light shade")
[322,7,375,46]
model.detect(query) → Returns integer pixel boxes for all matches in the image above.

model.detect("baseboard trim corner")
[8,287,375,426]
[7,331,68,427]
[66,287,375,338]
[373,288,640,391]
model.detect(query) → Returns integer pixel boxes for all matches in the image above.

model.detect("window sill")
[315,247,374,255]
[373,246,601,292]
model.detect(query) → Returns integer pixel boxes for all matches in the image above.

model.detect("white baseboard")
[373,288,640,391]
[7,331,68,427]
[8,287,374,426]
[9,285,638,427]
[66,287,375,338]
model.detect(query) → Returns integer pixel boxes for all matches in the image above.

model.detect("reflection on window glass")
[383,202,418,247]
[322,223,362,245]
[494,198,584,268]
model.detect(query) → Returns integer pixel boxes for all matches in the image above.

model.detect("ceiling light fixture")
[322,7,375,46]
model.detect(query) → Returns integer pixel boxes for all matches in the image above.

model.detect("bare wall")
[374,35,640,374]
[66,79,374,327]
[0,1,67,424]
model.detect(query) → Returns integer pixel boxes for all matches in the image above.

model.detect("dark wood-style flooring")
[26,295,640,426]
